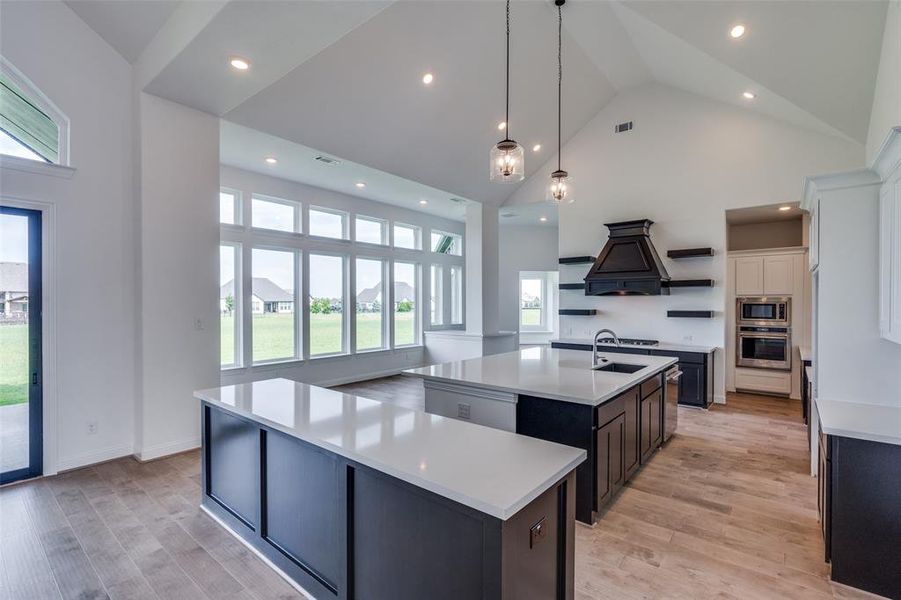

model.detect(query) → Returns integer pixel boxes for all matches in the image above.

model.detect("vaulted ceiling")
[67,0,888,208]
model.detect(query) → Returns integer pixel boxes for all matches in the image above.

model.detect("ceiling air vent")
[314,155,342,165]
[615,121,633,133]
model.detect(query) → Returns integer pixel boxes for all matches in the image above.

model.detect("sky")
[0,214,28,264]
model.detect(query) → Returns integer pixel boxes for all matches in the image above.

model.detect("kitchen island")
[404,347,679,523]
[195,378,585,600]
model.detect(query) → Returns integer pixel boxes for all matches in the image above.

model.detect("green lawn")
[222,311,416,365]
[521,307,541,326]
[0,324,28,406]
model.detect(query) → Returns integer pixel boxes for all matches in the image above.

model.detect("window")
[309,207,348,239]
[450,266,464,325]
[220,189,239,225]
[219,244,241,367]
[519,271,556,332]
[252,194,299,233]
[394,262,418,346]
[355,258,385,351]
[0,69,63,164]
[355,216,387,245]
[309,254,346,356]
[252,249,297,363]
[431,230,462,256]
[393,223,421,250]
[430,265,443,325]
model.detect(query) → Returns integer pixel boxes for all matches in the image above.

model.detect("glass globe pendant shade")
[490,139,525,182]
[547,169,573,204]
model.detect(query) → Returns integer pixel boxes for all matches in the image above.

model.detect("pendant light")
[490,0,524,183]
[547,0,573,204]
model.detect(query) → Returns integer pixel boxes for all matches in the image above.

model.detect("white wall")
[508,83,864,401]
[0,0,136,471]
[218,165,465,387]
[135,93,220,460]
[867,0,901,164]
[498,224,559,339]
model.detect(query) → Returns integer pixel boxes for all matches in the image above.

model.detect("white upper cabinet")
[880,167,901,344]
[734,255,794,296]
[763,255,794,295]
[808,197,820,271]
[735,257,764,296]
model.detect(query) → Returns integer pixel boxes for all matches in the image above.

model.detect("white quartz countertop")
[404,347,678,406]
[552,337,717,354]
[194,378,586,521]
[815,397,901,446]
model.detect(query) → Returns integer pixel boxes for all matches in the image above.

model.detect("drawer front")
[640,374,662,398]
[734,367,791,395]
[597,392,627,428]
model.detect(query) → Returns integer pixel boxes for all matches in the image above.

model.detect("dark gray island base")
[196,379,585,600]
[518,372,666,524]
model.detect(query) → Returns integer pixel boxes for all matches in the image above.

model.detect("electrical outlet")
[683,335,694,342]
[194,318,204,331]
[87,421,98,435]
[457,403,471,420]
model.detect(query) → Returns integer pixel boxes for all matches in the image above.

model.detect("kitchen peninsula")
[404,347,679,523]
[195,378,585,600]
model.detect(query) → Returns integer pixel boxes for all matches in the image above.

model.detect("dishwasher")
[664,365,682,442]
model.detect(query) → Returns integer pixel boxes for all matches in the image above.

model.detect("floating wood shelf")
[667,248,713,259]
[558,256,595,265]
[665,279,714,288]
[559,309,597,316]
[667,310,714,318]
[559,283,585,290]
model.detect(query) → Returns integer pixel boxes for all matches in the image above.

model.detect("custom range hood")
[584,219,671,295]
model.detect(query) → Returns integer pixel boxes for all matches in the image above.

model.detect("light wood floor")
[0,378,883,599]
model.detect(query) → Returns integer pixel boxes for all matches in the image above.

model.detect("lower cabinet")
[640,388,663,464]
[596,414,625,509]
[518,372,668,523]
[623,388,640,479]
[817,427,831,562]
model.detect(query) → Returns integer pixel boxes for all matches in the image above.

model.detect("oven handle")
[737,332,790,340]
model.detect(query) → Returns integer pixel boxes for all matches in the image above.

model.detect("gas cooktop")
[596,338,659,347]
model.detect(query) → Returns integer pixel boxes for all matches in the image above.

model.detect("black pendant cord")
[556,3,562,172]
[505,0,511,141]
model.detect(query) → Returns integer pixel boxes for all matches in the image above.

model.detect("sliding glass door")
[0,206,42,484]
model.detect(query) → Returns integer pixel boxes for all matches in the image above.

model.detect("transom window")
[252,194,300,233]
[309,206,348,239]
[355,216,387,245]
[431,230,462,256]
[0,60,68,165]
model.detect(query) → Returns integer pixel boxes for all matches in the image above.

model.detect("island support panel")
[201,402,576,600]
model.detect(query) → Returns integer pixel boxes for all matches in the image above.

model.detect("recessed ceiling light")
[264,156,277,164]
[532,144,541,152]
[497,121,506,130]
[743,91,756,100]
[419,200,428,205]
[539,216,548,222]
[730,24,746,39]
[229,56,250,70]
[422,73,434,85]
[779,206,792,211]
[355,182,366,188]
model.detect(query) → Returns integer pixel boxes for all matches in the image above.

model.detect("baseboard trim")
[135,437,200,462]
[56,444,134,473]
[317,368,407,388]
[201,505,315,599]
[714,394,727,405]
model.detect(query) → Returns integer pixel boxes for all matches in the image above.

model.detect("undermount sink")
[593,362,646,374]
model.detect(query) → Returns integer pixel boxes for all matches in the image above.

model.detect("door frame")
[0,196,56,480]
[0,206,41,483]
